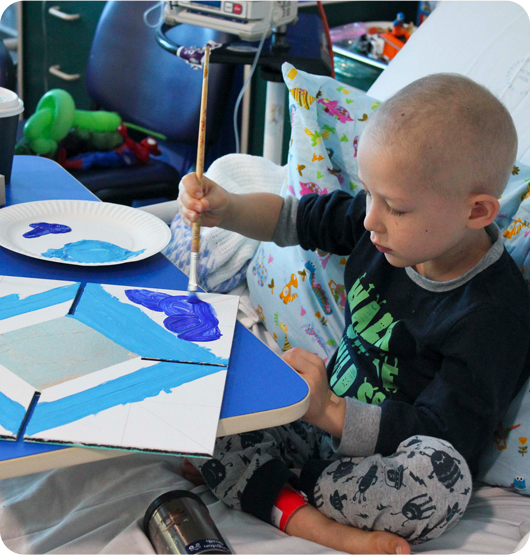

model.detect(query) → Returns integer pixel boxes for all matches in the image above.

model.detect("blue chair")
[70,1,239,206]
[0,40,16,92]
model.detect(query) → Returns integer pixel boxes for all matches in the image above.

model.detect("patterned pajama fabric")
[194,423,472,544]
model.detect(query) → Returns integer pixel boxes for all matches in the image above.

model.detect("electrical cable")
[232,2,274,154]
[317,0,335,78]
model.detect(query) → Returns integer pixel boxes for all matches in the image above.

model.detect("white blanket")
[1,448,529,554]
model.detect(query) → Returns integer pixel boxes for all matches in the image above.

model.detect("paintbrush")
[188,45,210,302]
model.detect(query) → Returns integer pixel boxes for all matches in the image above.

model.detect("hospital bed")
[2,2,530,554]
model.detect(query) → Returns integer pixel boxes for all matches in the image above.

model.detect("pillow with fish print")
[246,63,379,360]
[478,161,530,493]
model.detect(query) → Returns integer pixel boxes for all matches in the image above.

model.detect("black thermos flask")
[144,490,232,555]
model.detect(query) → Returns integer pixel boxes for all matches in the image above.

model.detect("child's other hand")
[282,348,339,431]
[178,172,231,228]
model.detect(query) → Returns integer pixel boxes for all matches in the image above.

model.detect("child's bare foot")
[181,458,206,486]
[285,504,410,555]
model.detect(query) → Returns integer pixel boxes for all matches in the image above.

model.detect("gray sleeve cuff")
[332,397,381,457]
[272,196,299,247]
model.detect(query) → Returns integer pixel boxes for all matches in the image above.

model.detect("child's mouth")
[373,242,392,254]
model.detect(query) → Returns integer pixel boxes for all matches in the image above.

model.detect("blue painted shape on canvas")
[23,222,72,238]
[0,390,27,436]
[25,361,225,436]
[0,282,80,321]
[70,283,227,365]
[124,289,222,342]
[41,240,145,264]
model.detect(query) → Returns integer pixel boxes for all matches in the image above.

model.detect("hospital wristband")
[270,485,308,532]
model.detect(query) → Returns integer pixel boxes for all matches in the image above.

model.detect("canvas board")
[0,364,37,440]
[25,358,227,456]
[0,276,239,456]
[0,275,80,334]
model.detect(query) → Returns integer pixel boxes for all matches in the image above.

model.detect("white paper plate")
[0,200,172,266]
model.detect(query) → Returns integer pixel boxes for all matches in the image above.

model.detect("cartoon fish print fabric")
[476,161,530,493]
[246,63,379,359]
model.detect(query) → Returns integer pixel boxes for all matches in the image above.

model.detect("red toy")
[58,124,162,171]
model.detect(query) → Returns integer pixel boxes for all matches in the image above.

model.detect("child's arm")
[282,348,346,438]
[179,172,284,241]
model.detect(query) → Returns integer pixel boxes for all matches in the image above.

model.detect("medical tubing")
[232,2,274,154]
[143,1,165,28]
[317,0,335,78]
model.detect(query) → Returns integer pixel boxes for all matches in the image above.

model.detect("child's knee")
[394,436,473,543]
[398,436,472,496]
[313,436,472,543]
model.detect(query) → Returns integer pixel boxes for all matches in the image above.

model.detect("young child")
[178,73,530,554]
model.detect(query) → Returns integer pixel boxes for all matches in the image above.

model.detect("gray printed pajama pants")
[193,421,473,544]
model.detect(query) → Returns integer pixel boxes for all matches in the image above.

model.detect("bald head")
[362,73,517,197]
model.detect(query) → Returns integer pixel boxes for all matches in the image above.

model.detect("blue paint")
[25,361,225,436]
[71,283,227,365]
[41,240,145,264]
[0,390,27,435]
[125,289,222,342]
[0,283,80,321]
[23,222,72,239]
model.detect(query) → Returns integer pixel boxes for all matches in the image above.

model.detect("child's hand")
[282,348,345,437]
[179,172,231,228]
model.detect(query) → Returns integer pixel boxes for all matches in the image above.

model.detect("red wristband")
[271,485,308,532]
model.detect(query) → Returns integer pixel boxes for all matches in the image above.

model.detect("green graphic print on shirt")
[330,273,399,404]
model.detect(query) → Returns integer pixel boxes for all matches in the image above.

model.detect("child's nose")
[364,203,385,234]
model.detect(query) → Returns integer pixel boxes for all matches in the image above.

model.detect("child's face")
[357,139,473,275]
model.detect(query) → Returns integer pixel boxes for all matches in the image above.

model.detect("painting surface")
[0,276,239,456]
[0,276,79,438]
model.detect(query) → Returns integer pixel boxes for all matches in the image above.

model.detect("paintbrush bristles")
[188,45,210,295]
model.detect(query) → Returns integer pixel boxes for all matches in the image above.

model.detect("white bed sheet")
[1,287,529,555]
[0,450,529,555]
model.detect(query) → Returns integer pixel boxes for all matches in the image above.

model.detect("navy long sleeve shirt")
[289,190,530,475]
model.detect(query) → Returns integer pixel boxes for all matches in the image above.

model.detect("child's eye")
[387,206,405,217]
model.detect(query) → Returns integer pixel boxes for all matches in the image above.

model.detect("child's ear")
[467,194,500,229]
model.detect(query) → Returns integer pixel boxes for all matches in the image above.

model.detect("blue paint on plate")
[23,222,72,238]
[41,240,145,264]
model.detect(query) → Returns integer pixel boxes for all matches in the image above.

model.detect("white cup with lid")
[0,87,24,191]
[0,87,24,118]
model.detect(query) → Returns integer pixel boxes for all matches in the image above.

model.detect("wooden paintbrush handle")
[196,45,210,181]
[191,45,210,255]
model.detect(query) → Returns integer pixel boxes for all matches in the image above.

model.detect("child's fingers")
[179,188,203,212]
[283,347,325,370]
[181,172,205,200]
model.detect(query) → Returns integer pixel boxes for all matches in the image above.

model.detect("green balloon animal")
[22,89,122,155]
